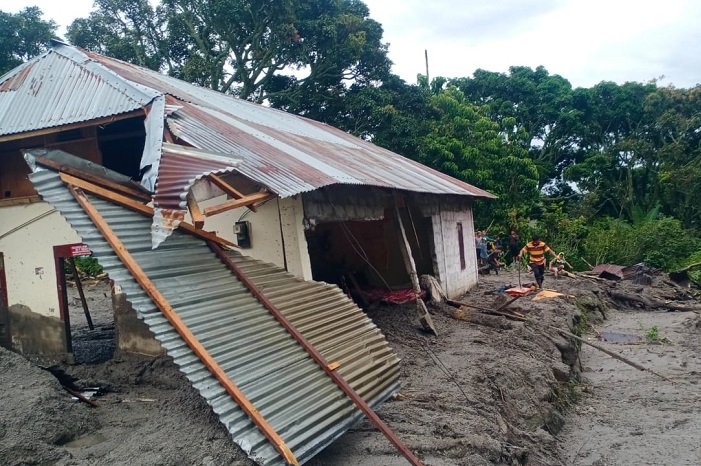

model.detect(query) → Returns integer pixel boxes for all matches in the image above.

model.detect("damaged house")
[0,43,493,464]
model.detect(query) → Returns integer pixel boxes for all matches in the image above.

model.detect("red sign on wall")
[69,244,91,257]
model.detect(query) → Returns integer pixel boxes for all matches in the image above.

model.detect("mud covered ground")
[558,292,701,465]
[1,269,698,465]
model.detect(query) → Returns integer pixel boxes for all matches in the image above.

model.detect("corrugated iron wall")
[29,168,400,465]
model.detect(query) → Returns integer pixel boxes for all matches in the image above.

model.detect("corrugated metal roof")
[155,143,241,211]
[79,46,495,199]
[29,167,400,465]
[0,48,155,136]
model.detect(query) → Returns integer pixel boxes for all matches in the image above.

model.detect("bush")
[583,216,698,271]
[72,256,103,277]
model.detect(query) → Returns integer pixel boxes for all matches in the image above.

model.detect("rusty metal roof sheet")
[79,46,495,199]
[0,47,156,137]
[29,166,400,465]
[591,264,626,279]
[154,143,241,211]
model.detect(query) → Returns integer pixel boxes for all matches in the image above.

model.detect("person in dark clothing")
[507,230,520,264]
[486,247,504,275]
[517,235,558,288]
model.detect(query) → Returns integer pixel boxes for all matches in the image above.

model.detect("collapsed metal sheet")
[29,167,400,465]
[151,143,241,248]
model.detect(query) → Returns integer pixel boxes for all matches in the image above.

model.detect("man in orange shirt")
[517,235,558,289]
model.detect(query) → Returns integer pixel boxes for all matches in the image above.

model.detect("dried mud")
[2,270,697,465]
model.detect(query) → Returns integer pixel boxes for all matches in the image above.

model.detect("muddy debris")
[2,269,697,465]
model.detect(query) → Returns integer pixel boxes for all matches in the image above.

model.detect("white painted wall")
[0,202,82,318]
[430,206,478,298]
[197,195,313,280]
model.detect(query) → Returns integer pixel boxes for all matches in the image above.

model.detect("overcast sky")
[5,0,701,88]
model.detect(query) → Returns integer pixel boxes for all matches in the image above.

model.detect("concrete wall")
[304,187,479,299]
[429,206,478,298]
[0,202,84,355]
[0,202,82,319]
[197,195,313,280]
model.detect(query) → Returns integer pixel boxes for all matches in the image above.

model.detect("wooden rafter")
[208,174,257,212]
[58,173,237,248]
[186,192,204,229]
[67,186,298,466]
[203,191,274,217]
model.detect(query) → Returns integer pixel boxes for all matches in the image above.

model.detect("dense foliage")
[0,7,56,75]
[3,2,701,273]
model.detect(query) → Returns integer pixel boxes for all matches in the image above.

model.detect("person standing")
[507,230,520,264]
[517,235,557,288]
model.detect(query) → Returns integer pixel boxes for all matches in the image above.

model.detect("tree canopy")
[0,7,57,75]
[5,3,701,272]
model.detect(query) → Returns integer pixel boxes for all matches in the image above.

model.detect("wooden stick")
[67,186,298,465]
[461,303,675,383]
[204,192,274,217]
[393,200,437,335]
[186,193,204,229]
[63,386,99,408]
[59,173,237,248]
[208,174,257,213]
[68,257,94,330]
[209,242,424,466]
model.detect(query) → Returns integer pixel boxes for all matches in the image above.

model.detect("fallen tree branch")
[608,290,701,312]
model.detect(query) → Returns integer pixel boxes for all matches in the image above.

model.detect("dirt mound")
[311,270,588,466]
[0,346,98,465]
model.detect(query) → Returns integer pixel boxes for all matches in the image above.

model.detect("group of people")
[475,230,573,288]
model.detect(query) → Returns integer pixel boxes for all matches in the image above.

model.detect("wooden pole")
[393,200,437,335]
[209,242,425,466]
[67,186,298,466]
[186,193,205,229]
[203,192,274,217]
[68,257,94,330]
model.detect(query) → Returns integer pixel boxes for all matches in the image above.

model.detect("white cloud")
[364,0,701,88]
[4,0,700,88]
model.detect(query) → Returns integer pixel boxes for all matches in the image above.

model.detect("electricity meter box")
[234,221,251,248]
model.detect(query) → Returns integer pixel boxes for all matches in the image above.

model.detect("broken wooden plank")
[36,156,151,202]
[67,186,298,466]
[393,200,437,335]
[203,191,274,217]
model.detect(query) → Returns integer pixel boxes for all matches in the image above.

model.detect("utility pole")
[424,49,430,84]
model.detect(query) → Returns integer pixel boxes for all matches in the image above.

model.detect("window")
[457,222,466,270]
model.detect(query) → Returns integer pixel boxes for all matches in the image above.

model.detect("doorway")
[53,244,115,363]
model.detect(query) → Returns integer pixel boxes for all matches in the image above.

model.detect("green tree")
[417,86,540,223]
[452,66,575,189]
[0,7,57,75]
[645,85,701,231]
[68,0,390,102]
[67,0,166,71]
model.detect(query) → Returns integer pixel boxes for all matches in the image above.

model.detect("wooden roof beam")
[58,172,236,248]
[208,174,258,213]
[203,191,274,217]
